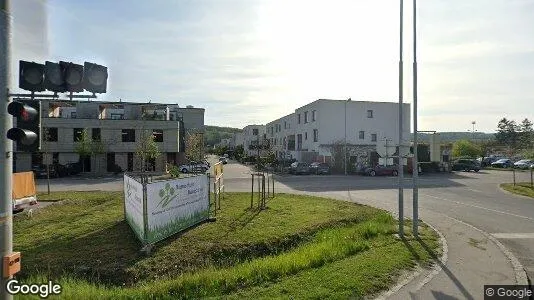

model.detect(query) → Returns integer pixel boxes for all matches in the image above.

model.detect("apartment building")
[239,125,267,157]
[266,99,411,165]
[14,100,205,174]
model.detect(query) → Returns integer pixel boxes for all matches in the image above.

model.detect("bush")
[168,165,180,178]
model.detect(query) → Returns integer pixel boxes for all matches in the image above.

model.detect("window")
[359,131,365,140]
[122,129,135,142]
[284,121,287,129]
[71,112,77,119]
[153,129,163,142]
[313,129,318,142]
[92,128,101,141]
[73,128,84,142]
[111,113,123,120]
[312,110,316,121]
[271,127,274,134]
[304,111,308,123]
[371,134,377,142]
[252,129,258,135]
[305,132,308,140]
[367,110,373,118]
[44,128,58,142]
[298,114,301,124]
[52,152,59,164]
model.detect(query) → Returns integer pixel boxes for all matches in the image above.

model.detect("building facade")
[14,100,205,174]
[240,125,267,157]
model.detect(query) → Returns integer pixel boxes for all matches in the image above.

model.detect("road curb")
[497,183,534,200]
[441,214,529,286]
[374,219,449,300]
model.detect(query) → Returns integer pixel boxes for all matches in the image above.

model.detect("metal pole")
[412,0,419,238]
[398,0,405,238]
[344,100,347,175]
[513,168,516,186]
[251,174,254,208]
[0,0,14,298]
[530,168,533,187]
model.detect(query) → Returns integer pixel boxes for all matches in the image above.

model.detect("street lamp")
[468,121,477,141]
[344,98,351,175]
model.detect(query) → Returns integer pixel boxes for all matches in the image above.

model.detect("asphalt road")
[35,159,534,282]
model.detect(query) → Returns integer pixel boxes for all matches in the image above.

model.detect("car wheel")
[369,170,376,176]
[474,169,480,172]
[181,168,188,173]
[392,170,398,176]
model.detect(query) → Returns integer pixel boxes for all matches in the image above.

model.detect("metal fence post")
[251,174,254,208]
[513,168,516,186]
[531,168,533,187]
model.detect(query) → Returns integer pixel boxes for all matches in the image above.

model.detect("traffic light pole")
[1,1,14,299]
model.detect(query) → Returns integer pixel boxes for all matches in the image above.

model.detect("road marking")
[421,193,534,222]
[491,233,534,239]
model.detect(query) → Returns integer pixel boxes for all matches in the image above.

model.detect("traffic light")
[61,61,84,92]
[83,62,108,93]
[7,100,41,152]
[19,61,45,92]
[43,61,66,92]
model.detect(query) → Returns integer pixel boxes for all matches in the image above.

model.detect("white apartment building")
[265,99,411,165]
[239,125,267,157]
[14,100,205,174]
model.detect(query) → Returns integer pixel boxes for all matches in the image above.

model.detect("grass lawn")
[15,191,439,299]
[501,183,534,198]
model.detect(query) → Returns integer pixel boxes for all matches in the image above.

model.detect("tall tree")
[185,132,204,162]
[520,118,533,149]
[452,140,482,158]
[495,118,520,152]
[74,129,92,172]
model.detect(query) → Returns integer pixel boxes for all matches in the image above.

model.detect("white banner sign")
[145,175,209,243]
[124,175,145,241]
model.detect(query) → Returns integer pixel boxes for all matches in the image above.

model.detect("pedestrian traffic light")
[19,61,45,92]
[7,100,41,152]
[44,61,67,92]
[61,61,84,92]
[83,62,108,93]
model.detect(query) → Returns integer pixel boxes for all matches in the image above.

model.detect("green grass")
[501,182,534,198]
[14,191,440,299]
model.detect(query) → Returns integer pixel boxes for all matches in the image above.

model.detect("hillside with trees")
[204,125,242,147]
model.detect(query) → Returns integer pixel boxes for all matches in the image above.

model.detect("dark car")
[452,159,480,172]
[52,163,69,177]
[309,162,330,175]
[289,162,310,175]
[365,165,398,176]
[32,164,59,178]
[491,158,512,168]
[65,162,83,175]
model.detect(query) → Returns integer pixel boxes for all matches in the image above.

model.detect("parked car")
[52,163,69,177]
[451,159,480,172]
[309,162,331,175]
[289,162,311,175]
[491,158,513,168]
[179,161,209,173]
[365,165,398,177]
[65,162,83,175]
[31,164,58,178]
[219,156,228,164]
[513,159,534,169]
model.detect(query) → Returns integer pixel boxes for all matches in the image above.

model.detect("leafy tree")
[74,129,92,172]
[452,139,482,158]
[136,130,161,172]
[520,118,533,149]
[185,132,204,162]
[234,145,245,161]
[495,118,520,149]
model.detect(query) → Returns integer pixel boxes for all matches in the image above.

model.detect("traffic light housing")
[61,61,84,92]
[7,100,41,152]
[19,61,45,92]
[44,61,67,92]
[83,62,108,93]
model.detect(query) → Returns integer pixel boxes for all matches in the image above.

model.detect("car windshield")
[516,160,530,163]
[495,159,509,162]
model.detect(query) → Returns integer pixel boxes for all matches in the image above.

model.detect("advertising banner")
[124,175,145,241]
[145,175,209,243]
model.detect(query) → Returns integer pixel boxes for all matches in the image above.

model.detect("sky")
[11,0,534,132]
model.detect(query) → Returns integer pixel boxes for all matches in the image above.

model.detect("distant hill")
[204,125,242,146]
[412,132,496,143]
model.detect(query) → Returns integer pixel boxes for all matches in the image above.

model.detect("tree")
[495,118,520,150]
[91,138,106,174]
[185,132,204,162]
[136,130,161,172]
[234,145,245,161]
[74,128,92,172]
[452,140,482,158]
[520,118,533,150]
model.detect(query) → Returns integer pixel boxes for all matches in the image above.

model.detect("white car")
[219,157,228,164]
[514,159,534,169]
[178,161,209,173]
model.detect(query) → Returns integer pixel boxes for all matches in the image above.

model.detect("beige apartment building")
[14,100,205,174]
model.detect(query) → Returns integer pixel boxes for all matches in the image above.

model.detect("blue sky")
[11,0,534,132]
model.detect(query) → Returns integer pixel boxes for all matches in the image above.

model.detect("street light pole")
[412,0,419,238]
[0,1,14,298]
[344,100,347,175]
[398,0,405,238]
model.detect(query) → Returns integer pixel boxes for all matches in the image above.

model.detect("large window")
[312,110,316,121]
[304,111,308,123]
[44,128,58,142]
[371,134,377,142]
[313,129,318,142]
[298,114,301,124]
[122,129,135,142]
[252,128,259,136]
[73,128,84,142]
[153,129,163,142]
[92,128,101,141]
[305,132,308,140]
[111,113,124,120]
[359,131,365,140]
[367,110,373,118]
